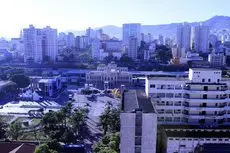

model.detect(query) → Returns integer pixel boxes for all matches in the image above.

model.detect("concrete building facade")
[122,23,141,48]
[120,90,157,153]
[146,68,230,125]
[177,23,192,51]
[194,24,210,53]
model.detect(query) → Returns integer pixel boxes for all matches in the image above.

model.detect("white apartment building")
[194,24,210,53]
[24,25,57,63]
[120,90,157,153]
[128,37,138,60]
[208,53,226,67]
[122,23,141,48]
[91,38,101,59]
[66,32,75,48]
[86,62,132,89]
[145,68,230,125]
[177,23,192,52]
[23,25,43,63]
[101,40,122,51]
[42,26,58,62]
[163,127,230,153]
[159,35,164,45]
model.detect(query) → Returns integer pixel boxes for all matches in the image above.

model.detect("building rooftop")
[161,124,230,138]
[122,90,154,113]
[190,68,221,71]
[147,76,187,81]
[38,79,54,83]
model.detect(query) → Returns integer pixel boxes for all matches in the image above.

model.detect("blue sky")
[0,0,229,38]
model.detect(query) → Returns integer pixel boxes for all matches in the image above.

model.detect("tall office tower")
[91,38,101,59]
[58,32,67,41]
[42,26,58,62]
[86,27,96,45]
[209,34,218,49]
[158,34,164,45]
[194,24,210,53]
[66,32,75,48]
[141,33,145,42]
[177,23,192,51]
[96,28,103,39]
[23,25,43,63]
[120,90,157,153]
[147,33,152,43]
[122,23,141,48]
[75,36,81,49]
[128,37,138,60]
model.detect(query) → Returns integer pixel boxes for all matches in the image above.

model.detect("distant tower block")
[104,81,109,90]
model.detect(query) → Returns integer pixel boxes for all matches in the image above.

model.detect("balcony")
[185,98,228,103]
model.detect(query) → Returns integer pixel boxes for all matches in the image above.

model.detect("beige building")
[86,62,132,89]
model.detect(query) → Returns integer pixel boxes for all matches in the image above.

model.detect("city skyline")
[0,0,230,38]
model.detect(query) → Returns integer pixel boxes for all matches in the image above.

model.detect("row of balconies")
[184,93,228,99]
[157,102,228,108]
[184,85,228,91]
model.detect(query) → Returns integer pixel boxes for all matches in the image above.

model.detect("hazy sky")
[0,0,229,38]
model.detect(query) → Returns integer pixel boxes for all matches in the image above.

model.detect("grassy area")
[1,116,14,122]
[31,119,41,126]
[20,130,48,141]
[14,117,27,123]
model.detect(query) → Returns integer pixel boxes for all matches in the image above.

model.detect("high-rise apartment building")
[23,25,57,63]
[145,68,230,125]
[91,38,101,59]
[158,35,164,45]
[120,90,157,153]
[23,25,43,63]
[177,23,192,51]
[66,32,75,48]
[42,26,58,62]
[122,23,141,48]
[128,37,138,60]
[194,24,210,53]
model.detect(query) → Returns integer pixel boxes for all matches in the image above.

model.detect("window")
[150,84,155,88]
[217,87,219,90]
[217,79,220,82]
[202,79,205,82]
[204,86,208,91]
[208,79,211,82]
[203,94,207,99]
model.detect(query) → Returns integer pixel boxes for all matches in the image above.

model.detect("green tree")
[94,133,120,153]
[155,45,172,64]
[70,108,89,140]
[99,104,120,135]
[0,116,7,139]
[47,139,62,152]
[34,144,58,153]
[100,106,111,135]
[8,122,23,140]
[11,74,30,88]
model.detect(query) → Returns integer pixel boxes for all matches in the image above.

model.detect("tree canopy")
[99,103,120,135]
[94,132,120,153]
[11,74,30,88]
[155,45,172,64]
[41,102,89,144]
[8,122,23,140]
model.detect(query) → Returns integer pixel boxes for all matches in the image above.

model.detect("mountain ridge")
[66,15,230,39]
